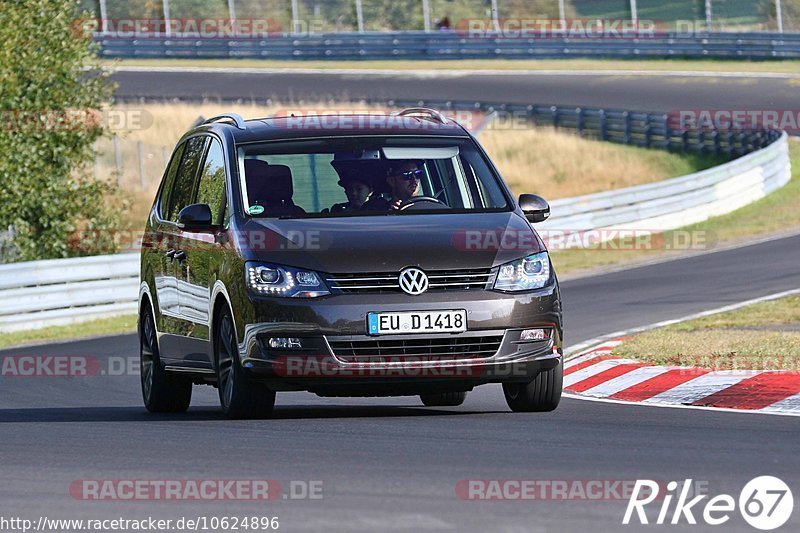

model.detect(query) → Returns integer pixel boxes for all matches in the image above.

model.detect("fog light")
[268,337,303,349]
[520,328,551,341]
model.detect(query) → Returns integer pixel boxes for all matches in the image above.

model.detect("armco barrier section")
[97,31,800,60]
[542,131,790,233]
[0,253,139,332]
[0,105,791,332]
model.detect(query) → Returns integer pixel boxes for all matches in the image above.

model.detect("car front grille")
[327,334,504,363]
[325,268,494,294]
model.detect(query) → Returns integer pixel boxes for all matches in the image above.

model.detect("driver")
[363,160,423,211]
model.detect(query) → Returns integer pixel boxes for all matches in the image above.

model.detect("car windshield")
[236,137,509,218]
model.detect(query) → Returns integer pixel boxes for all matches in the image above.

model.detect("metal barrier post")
[422,0,431,32]
[356,0,364,33]
[228,0,237,36]
[291,0,300,34]
[137,141,146,189]
[491,0,500,32]
[599,110,607,141]
[623,111,631,144]
[113,135,122,187]
[163,0,171,37]
[99,0,108,34]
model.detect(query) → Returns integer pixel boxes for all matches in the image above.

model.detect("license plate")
[367,310,468,335]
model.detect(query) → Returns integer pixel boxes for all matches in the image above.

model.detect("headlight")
[493,252,551,292]
[246,262,330,298]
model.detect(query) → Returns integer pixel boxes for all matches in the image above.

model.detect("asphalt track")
[1,71,799,532]
[112,68,800,111]
[2,233,799,532]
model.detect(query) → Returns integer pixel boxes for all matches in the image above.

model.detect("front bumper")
[234,284,562,392]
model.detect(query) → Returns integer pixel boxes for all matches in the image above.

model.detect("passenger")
[328,175,374,213]
[363,161,423,211]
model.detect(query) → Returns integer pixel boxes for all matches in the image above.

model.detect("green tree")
[0,0,120,262]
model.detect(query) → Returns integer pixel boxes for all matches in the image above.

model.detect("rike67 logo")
[624,477,793,530]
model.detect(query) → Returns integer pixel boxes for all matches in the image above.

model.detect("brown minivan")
[138,109,562,418]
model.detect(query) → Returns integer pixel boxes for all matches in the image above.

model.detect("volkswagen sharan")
[138,109,563,418]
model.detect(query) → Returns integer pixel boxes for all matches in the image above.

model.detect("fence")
[92,135,171,192]
[96,30,800,60]
[79,0,800,34]
[0,100,791,332]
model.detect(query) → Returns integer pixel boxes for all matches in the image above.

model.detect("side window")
[168,136,208,221]
[195,138,227,226]
[158,143,185,219]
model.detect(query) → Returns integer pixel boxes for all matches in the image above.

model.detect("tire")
[139,302,192,413]
[420,391,467,407]
[214,308,275,419]
[502,360,563,412]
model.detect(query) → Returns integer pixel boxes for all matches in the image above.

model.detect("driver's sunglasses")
[395,169,424,181]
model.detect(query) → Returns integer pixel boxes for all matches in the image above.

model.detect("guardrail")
[97,31,800,60]
[0,254,139,332]
[543,131,790,233]
[0,100,791,333]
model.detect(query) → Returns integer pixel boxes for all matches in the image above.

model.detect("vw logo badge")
[399,267,428,295]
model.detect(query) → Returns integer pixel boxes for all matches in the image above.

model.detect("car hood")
[240,211,543,273]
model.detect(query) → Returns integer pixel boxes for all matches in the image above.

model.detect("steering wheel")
[398,196,447,210]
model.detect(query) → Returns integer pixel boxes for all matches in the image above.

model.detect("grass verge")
[108,58,800,74]
[613,296,800,370]
[0,315,137,350]
[550,140,800,275]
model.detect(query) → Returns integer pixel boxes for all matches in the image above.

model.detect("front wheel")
[140,303,192,413]
[502,361,563,412]
[215,309,275,419]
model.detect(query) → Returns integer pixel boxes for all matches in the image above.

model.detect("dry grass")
[550,139,800,275]
[103,102,717,226]
[613,296,800,370]
[0,314,137,350]
[479,127,724,199]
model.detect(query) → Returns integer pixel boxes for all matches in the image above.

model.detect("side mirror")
[177,203,214,231]
[518,194,551,224]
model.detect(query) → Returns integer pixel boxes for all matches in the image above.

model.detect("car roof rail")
[203,113,247,130]
[396,107,449,124]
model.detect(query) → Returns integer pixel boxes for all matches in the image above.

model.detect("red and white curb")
[563,340,800,416]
